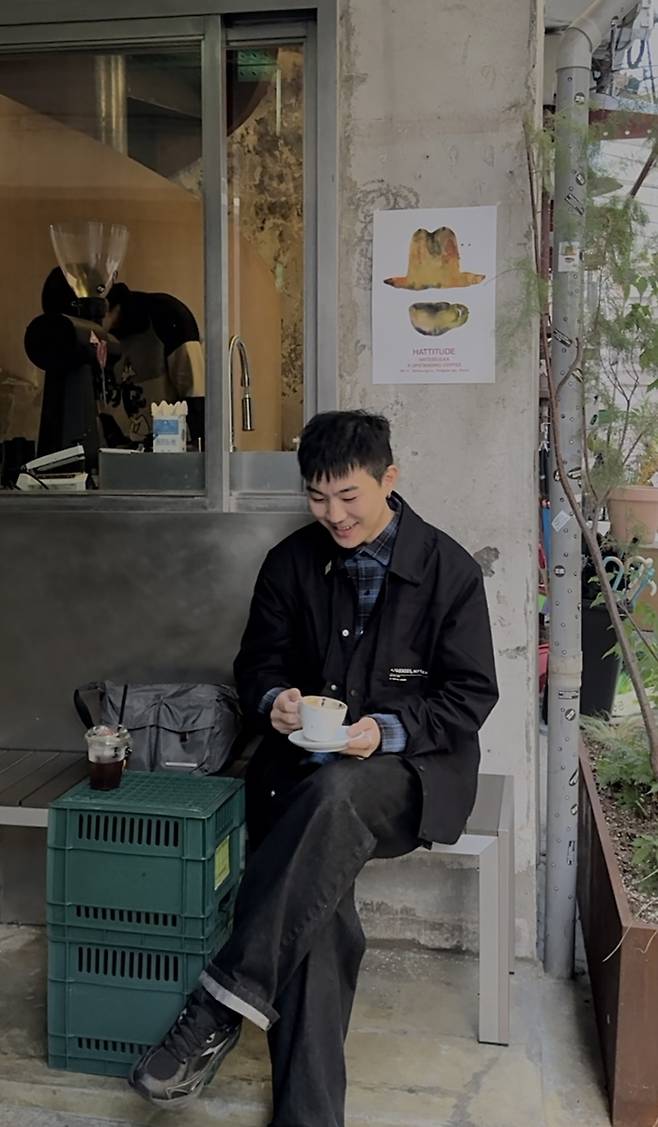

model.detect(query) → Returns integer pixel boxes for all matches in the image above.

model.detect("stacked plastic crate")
[46,771,245,1077]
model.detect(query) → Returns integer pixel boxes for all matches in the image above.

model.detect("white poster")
[372,206,497,384]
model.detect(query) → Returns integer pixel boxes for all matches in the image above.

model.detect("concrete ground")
[0,925,611,1127]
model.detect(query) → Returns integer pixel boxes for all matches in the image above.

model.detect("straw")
[118,683,128,728]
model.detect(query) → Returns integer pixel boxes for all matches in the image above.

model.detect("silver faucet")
[227,334,254,451]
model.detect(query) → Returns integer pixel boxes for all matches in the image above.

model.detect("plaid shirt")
[260,499,407,755]
[338,500,406,753]
[341,501,400,637]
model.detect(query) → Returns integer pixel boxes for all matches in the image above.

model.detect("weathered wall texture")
[341,0,541,957]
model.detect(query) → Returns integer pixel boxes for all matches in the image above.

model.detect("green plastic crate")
[47,901,234,1076]
[47,772,245,935]
[47,883,239,953]
[47,1033,151,1079]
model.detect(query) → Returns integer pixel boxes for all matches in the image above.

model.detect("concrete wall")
[340,0,541,958]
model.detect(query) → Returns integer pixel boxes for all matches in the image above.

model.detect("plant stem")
[626,611,658,664]
[628,139,658,201]
[524,132,658,779]
[580,379,597,509]
[545,343,658,778]
[622,425,651,468]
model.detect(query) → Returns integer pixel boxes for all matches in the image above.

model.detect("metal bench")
[0,750,88,827]
[0,746,256,923]
[0,745,254,830]
[0,755,515,1048]
[431,772,515,1046]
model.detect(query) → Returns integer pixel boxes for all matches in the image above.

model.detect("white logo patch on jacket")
[388,667,428,682]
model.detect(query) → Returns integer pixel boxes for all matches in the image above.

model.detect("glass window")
[0,45,206,494]
[0,14,325,504]
[226,42,305,455]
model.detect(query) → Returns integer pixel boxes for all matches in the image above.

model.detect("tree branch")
[524,132,658,779]
[628,139,658,201]
[547,343,658,778]
[626,610,658,666]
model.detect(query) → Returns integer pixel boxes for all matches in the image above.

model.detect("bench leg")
[497,828,515,977]
[478,836,510,1045]
[505,809,515,975]
[502,777,515,975]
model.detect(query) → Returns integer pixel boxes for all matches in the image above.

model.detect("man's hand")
[271,687,302,734]
[342,716,381,758]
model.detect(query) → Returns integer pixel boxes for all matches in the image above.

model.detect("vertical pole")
[543,0,643,979]
[544,61,589,978]
[202,16,229,510]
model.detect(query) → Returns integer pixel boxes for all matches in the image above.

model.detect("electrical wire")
[627,38,646,69]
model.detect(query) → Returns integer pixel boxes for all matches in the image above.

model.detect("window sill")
[0,490,211,513]
[230,491,308,513]
[0,488,309,514]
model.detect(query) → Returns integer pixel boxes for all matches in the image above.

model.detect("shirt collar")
[324,493,429,584]
[352,495,401,567]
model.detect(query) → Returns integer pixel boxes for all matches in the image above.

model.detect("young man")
[129,410,498,1125]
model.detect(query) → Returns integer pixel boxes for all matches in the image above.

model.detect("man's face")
[306,465,399,548]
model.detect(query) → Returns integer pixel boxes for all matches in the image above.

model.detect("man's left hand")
[342,716,381,758]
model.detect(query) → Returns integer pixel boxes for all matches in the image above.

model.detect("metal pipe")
[94,55,127,154]
[545,0,641,978]
[227,334,255,451]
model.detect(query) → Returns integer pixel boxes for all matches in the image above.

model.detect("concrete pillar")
[339,0,542,957]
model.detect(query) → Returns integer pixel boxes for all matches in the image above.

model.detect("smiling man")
[129,410,499,1125]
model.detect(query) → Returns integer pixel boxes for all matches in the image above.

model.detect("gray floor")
[0,924,611,1127]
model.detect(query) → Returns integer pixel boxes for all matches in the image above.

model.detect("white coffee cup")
[300,695,348,743]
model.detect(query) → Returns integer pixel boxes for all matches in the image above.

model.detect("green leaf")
[632,834,658,892]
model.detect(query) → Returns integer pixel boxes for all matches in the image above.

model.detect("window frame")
[0,1,337,513]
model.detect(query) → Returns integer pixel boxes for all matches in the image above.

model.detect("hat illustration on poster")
[408,301,469,336]
[384,228,485,290]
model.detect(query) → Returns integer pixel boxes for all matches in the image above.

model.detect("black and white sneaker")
[128,987,242,1109]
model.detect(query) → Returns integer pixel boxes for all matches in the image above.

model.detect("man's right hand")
[270,687,302,734]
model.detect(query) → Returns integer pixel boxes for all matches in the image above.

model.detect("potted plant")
[532,125,658,719]
[583,194,658,545]
[526,119,658,1127]
[579,194,658,715]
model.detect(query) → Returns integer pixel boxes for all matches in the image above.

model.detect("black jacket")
[234,494,499,844]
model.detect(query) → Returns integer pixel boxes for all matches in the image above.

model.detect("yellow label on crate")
[214,835,230,890]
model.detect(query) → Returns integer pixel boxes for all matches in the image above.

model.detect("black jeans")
[200,745,422,1127]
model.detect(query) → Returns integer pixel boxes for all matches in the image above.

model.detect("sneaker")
[128,987,242,1108]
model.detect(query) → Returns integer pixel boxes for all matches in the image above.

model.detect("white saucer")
[288,726,350,752]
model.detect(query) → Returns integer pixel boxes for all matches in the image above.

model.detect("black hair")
[297,410,393,484]
[41,267,77,315]
[105,283,150,337]
[106,285,200,351]
[106,282,131,311]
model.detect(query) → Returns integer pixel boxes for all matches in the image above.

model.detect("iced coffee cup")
[85,724,131,790]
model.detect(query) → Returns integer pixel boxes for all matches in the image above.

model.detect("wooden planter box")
[578,743,658,1127]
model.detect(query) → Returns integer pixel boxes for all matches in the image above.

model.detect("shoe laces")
[163,991,225,1064]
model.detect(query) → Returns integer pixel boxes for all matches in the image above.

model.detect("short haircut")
[298,411,393,484]
[41,267,76,315]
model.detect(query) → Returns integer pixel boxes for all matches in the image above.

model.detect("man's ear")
[383,464,399,494]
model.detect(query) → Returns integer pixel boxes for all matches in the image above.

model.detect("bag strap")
[73,681,103,729]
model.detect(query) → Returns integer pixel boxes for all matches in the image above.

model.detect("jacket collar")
[387,493,429,585]
[321,492,428,586]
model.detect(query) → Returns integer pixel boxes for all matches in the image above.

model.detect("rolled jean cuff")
[199,968,278,1032]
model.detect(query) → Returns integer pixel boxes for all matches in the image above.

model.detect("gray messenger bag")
[74,681,242,775]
